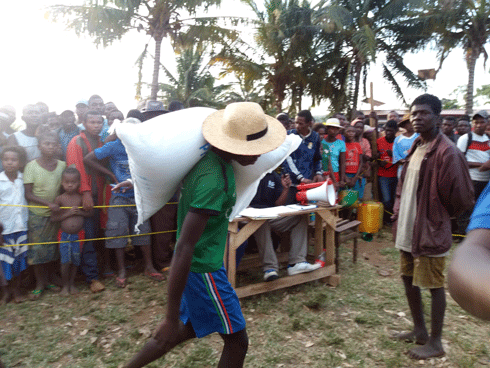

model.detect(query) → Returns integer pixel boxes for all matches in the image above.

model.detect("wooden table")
[225,205,340,298]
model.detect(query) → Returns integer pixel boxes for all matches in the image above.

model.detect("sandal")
[144,270,165,282]
[115,277,127,288]
[30,289,43,300]
[45,284,61,292]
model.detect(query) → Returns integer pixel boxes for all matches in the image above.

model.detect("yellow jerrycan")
[357,201,384,234]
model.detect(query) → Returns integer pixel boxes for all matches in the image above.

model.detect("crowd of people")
[0,96,183,304]
[1,94,490,366]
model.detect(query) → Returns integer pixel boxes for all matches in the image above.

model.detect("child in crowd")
[377,120,398,222]
[66,110,105,293]
[0,146,28,304]
[24,130,66,299]
[51,167,93,296]
[343,126,364,196]
[6,104,42,163]
[84,125,164,288]
[393,115,418,178]
[312,122,326,140]
[321,118,346,189]
[58,110,80,160]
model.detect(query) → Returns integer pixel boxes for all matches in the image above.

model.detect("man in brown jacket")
[391,94,474,360]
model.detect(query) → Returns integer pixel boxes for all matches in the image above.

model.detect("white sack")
[116,107,216,228]
[116,107,300,229]
[229,134,302,219]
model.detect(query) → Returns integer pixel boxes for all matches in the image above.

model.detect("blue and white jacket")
[282,129,323,184]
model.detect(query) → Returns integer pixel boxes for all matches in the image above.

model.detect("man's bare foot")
[0,293,11,305]
[407,341,445,360]
[60,287,70,297]
[70,285,79,295]
[391,331,428,345]
[13,294,25,304]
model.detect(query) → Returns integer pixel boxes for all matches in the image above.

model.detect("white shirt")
[0,171,28,234]
[457,133,490,182]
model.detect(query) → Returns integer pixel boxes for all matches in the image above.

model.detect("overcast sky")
[1,0,489,122]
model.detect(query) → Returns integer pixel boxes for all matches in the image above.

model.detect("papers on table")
[237,204,317,220]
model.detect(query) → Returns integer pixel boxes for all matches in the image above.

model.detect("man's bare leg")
[218,329,249,368]
[408,287,446,359]
[392,275,429,344]
[124,320,196,368]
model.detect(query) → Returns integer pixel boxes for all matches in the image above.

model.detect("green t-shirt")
[23,160,66,217]
[177,150,236,273]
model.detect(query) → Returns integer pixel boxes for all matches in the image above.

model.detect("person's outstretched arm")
[448,228,490,320]
[124,211,209,368]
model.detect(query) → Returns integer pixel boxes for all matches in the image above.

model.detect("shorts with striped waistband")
[179,265,246,338]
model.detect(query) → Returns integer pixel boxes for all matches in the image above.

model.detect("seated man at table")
[250,171,321,281]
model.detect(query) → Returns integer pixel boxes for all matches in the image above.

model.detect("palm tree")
[424,0,490,115]
[315,0,427,116]
[48,0,239,101]
[158,47,231,108]
[212,0,318,114]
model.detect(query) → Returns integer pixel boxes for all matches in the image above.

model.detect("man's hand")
[386,149,393,158]
[82,191,94,211]
[281,174,292,189]
[112,180,134,193]
[301,178,312,184]
[479,159,490,172]
[313,174,324,183]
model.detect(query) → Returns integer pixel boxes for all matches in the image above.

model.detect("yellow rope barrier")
[1,229,178,248]
[0,202,178,209]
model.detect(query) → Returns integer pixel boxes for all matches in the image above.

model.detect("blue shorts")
[0,231,28,280]
[58,229,84,266]
[179,265,246,338]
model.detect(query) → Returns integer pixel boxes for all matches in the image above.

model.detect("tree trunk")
[150,34,163,101]
[351,60,362,120]
[465,48,478,115]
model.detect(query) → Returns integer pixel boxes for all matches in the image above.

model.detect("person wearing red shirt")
[377,120,398,221]
[66,111,105,293]
[344,126,364,196]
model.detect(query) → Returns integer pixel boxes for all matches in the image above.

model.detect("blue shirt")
[467,181,490,232]
[94,139,133,198]
[321,139,346,173]
[250,172,282,208]
[393,133,419,177]
[58,126,81,160]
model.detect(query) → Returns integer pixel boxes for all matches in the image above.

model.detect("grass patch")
[1,229,489,367]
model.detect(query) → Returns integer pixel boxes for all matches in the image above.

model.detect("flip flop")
[144,270,165,282]
[115,277,127,288]
[30,289,43,300]
[45,284,61,292]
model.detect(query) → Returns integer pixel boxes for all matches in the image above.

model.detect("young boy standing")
[51,168,93,296]
[124,102,286,368]
[66,111,105,293]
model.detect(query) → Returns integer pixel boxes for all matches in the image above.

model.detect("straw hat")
[323,118,342,128]
[202,102,286,155]
[397,113,411,127]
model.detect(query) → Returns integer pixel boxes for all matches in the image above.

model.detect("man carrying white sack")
[124,102,286,368]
